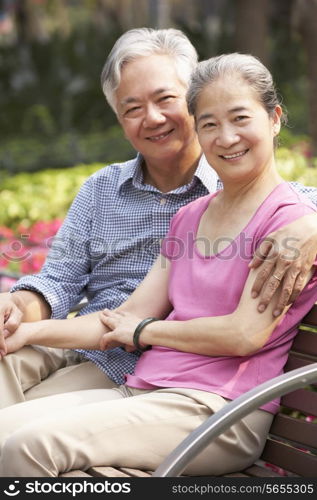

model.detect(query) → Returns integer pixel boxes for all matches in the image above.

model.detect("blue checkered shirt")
[11,155,317,384]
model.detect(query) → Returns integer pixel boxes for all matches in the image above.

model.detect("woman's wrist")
[133,317,159,351]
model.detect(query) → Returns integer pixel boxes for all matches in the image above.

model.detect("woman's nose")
[216,125,240,148]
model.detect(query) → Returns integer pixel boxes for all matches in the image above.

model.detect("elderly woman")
[0,53,317,477]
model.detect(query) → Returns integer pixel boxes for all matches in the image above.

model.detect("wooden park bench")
[61,303,317,479]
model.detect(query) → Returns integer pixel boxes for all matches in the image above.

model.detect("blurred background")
[1,0,317,286]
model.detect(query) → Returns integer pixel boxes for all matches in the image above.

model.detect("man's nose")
[143,104,166,127]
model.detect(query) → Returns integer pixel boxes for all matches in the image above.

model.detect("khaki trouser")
[0,345,117,409]
[0,384,273,477]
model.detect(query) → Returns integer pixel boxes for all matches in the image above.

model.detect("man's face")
[115,54,197,167]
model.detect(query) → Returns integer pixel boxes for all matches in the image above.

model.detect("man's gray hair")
[187,52,287,124]
[101,28,198,113]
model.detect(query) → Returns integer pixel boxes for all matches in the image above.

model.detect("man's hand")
[0,293,25,358]
[3,322,29,356]
[250,213,317,317]
[99,309,143,351]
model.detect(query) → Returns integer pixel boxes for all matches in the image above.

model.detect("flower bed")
[0,219,63,291]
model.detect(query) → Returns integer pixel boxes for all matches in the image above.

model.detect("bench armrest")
[153,363,317,477]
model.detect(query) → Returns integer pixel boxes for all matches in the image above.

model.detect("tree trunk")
[293,0,317,157]
[234,0,269,65]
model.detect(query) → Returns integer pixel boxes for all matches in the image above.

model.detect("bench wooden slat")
[293,330,317,356]
[284,354,316,374]
[59,470,93,477]
[222,472,250,477]
[119,467,152,477]
[261,439,317,477]
[241,464,282,477]
[87,466,131,477]
[302,305,317,326]
[281,388,317,416]
[269,413,317,448]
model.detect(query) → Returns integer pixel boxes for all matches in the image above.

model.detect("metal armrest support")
[69,297,88,314]
[153,363,317,477]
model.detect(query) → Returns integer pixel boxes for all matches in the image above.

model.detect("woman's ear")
[272,105,282,135]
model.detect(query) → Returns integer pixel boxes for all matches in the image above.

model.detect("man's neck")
[142,145,202,193]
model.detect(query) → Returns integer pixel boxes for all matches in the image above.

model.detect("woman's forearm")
[23,312,108,350]
[139,269,287,357]
[140,315,244,356]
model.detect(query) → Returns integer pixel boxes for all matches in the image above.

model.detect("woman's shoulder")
[176,191,219,218]
[251,182,316,244]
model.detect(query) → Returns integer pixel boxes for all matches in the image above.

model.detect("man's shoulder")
[89,157,137,183]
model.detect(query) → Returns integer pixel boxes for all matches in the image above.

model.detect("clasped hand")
[99,309,143,352]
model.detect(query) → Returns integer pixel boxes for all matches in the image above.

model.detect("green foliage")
[276,147,308,181]
[0,162,104,229]
[0,26,120,139]
[1,147,316,232]
[0,126,135,174]
[276,147,317,186]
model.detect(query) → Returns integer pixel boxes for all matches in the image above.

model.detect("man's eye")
[202,122,216,129]
[125,106,141,115]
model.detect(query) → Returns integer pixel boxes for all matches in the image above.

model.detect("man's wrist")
[11,289,51,321]
[10,291,27,317]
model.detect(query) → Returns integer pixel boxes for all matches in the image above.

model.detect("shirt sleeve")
[290,181,317,207]
[10,176,95,318]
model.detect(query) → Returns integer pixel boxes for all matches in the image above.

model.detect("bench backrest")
[260,304,317,477]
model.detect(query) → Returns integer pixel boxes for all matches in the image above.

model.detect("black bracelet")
[133,317,159,352]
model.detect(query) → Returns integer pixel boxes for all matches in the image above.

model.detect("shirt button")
[160,198,167,205]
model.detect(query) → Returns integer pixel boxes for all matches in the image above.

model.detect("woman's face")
[195,76,282,185]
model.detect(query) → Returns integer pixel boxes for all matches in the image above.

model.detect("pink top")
[126,183,317,413]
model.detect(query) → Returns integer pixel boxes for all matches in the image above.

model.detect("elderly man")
[0,27,317,408]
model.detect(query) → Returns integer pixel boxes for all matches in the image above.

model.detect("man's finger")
[272,282,294,317]
[251,259,275,298]
[271,263,305,316]
[3,315,21,335]
[3,329,10,339]
[255,258,293,312]
[249,238,277,270]
[249,241,272,269]
[288,271,307,304]
[257,273,283,312]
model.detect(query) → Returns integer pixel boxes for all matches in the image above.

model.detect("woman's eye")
[235,115,249,122]
[160,95,175,102]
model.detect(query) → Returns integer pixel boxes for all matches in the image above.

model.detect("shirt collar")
[194,154,220,193]
[118,152,220,194]
[118,154,143,189]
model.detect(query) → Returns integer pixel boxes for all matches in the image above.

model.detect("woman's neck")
[219,163,284,211]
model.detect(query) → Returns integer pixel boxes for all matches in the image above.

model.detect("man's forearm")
[11,290,51,321]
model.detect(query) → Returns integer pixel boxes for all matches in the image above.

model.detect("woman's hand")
[99,309,143,351]
[250,213,317,317]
